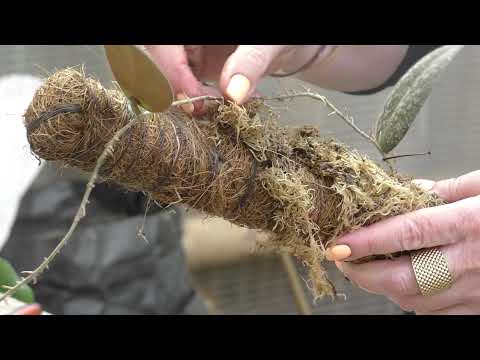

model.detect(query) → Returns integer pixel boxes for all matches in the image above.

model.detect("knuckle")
[389,270,414,296]
[447,176,463,200]
[244,46,269,70]
[364,236,377,256]
[365,235,385,257]
[398,214,426,251]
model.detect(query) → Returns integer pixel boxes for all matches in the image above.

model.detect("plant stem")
[262,91,386,157]
[383,151,431,161]
[171,95,223,107]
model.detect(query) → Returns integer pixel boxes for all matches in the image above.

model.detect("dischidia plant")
[0,45,464,301]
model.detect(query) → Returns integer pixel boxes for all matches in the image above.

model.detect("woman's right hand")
[144,45,322,113]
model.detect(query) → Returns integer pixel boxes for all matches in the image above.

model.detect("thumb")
[219,45,287,104]
[413,170,480,203]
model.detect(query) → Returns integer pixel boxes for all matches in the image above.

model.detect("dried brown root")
[23,67,443,299]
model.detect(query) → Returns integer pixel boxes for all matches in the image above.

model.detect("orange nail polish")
[12,303,43,315]
[326,245,352,261]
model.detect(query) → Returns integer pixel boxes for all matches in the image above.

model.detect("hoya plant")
[0,45,464,301]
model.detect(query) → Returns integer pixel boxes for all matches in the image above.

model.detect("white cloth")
[0,74,43,250]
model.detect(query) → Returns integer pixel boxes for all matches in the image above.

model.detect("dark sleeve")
[346,45,444,96]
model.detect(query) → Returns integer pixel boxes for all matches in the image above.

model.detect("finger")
[12,303,42,315]
[219,45,287,104]
[145,45,205,113]
[414,170,480,203]
[332,196,480,261]
[394,275,475,314]
[338,256,421,297]
[339,243,466,304]
[422,304,473,315]
[184,45,204,77]
[193,45,237,81]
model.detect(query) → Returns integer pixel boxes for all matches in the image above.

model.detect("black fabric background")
[1,170,207,315]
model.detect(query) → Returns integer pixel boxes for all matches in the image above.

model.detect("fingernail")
[12,303,42,315]
[176,93,194,114]
[325,245,352,261]
[226,74,250,104]
[412,179,435,192]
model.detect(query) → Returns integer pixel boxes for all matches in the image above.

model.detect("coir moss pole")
[24,68,443,298]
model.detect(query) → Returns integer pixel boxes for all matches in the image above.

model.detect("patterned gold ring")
[410,247,454,296]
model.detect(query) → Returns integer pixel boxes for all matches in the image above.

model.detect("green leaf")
[104,45,173,113]
[374,45,464,154]
[0,257,35,303]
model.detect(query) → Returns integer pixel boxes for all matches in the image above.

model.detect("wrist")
[295,45,409,92]
[271,45,338,77]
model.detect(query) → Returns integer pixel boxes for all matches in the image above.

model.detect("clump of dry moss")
[24,68,443,299]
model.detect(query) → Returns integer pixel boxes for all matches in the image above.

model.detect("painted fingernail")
[176,93,194,114]
[12,303,42,315]
[412,179,435,192]
[226,74,250,104]
[326,245,352,261]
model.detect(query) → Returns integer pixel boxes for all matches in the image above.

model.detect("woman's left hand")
[327,170,480,315]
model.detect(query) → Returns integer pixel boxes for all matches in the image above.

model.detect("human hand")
[326,170,480,315]
[144,45,322,113]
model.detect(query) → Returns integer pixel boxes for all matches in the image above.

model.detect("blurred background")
[0,45,477,315]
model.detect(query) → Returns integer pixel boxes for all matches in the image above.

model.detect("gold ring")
[410,247,454,296]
